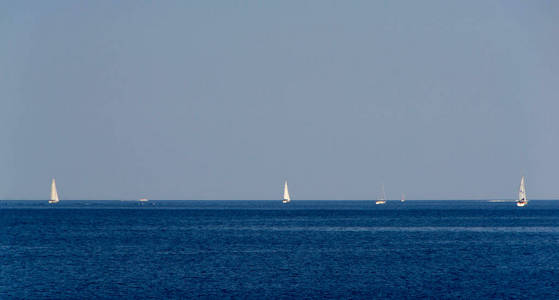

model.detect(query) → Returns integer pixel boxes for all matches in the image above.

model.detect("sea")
[1,200,558,299]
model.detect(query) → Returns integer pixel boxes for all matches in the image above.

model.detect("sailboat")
[376,184,386,205]
[401,193,405,202]
[282,180,291,204]
[49,178,60,204]
[516,176,528,207]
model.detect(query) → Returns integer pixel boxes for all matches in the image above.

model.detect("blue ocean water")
[1,200,558,299]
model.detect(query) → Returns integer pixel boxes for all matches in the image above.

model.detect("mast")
[375,184,387,204]
[379,184,386,201]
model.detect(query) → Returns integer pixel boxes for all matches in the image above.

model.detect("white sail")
[518,176,527,202]
[516,176,527,207]
[283,180,291,203]
[49,178,59,203]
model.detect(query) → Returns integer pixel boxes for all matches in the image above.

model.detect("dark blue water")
[1,200,558,299]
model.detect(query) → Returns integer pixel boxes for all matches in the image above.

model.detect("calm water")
[1,200,558,299]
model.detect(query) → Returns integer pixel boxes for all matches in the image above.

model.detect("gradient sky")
[1,1,558,200]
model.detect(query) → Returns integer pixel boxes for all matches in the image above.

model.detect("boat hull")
[516,201,527,207]
[282,199,290,204]
[375,201,386,205]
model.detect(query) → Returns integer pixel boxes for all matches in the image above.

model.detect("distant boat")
[49,178,59,204]
[282,180,291,204]
[139,198,149,202]
[516,176,528,207]
[401,193,405,202]
[376,184,386,205]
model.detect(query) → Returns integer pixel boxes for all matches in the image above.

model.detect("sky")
[1,1,558,200]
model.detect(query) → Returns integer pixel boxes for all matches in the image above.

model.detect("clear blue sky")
[1,1,558,200]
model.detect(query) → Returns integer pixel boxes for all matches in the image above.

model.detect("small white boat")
[139,198,149,202]
[49,178,59,204]
[516,176,528,207]
[401,193,405,202]
[376,184,386,205]
[282,180,291,204]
